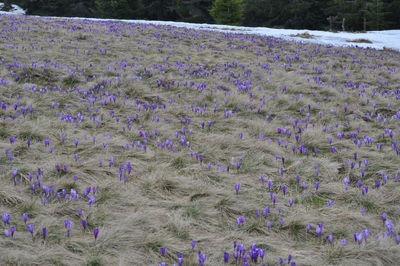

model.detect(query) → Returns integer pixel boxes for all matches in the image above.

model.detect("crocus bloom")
[81,220,87,231]
[316,226,322,237]
[223,251,229,263]
[27,224,34,236]
[326,200,334,206]
[235,184,240,194]
[22,213,28,224]
[306,224,312,233]
[236,216,245,226]
[267,221,271,231]
[380,212,387,222]
[328,235,333,245]
[9,225,15,237]
[93,227,99,240]
[4,229,11,237]
[160,247,166,256]
[282,185,287,195]
[191,240,197,250]
[2,213,10,225]
[64,219,73,237]
[289,198,294,207]
[267,180,273,190]
[42,227,47,240]
[89,195,96,206]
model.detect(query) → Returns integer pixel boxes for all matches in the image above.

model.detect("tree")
[210,0,244,25]
[1,0,12,11]
[93,0,143,19]
[385,0,400,29]
[177,0,214,23]
[365,0,386,30]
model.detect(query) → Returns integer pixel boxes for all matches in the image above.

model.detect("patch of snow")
[0,2,26,15]
[121,20,400,51]
[55,17,400,51]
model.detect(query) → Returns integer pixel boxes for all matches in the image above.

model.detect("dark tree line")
[9,0,400,31]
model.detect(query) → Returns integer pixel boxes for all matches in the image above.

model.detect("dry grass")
[290,32,316,39]
[0,14,400,266]
[346,38,373,44]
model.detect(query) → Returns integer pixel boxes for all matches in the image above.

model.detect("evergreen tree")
[141,0,179,21]
[93,0,143,19]
[210,0,244,25]
[1,0,12,11]
[178,0,214,23]
[365,0,387,30]
[385,0,400,28]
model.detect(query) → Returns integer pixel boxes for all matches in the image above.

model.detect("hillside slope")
[0,14,400,265]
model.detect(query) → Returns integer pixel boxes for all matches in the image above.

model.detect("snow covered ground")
[0,2,398,51]
[116,20,400,51]
[0,2,25,15]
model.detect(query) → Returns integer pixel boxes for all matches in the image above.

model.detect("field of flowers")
[1,14,400,265]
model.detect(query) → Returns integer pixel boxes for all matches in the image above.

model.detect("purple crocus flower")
[235,183,240,194]
[306,224,312,233]
[191,240,197,250]
[380,212,387,222]
[160,247,166,256]
[81,220,87,231]
[42,227,47,240]
[282,185,287,195]
[7,225,14,237]
[64,219,73,237]
[27,223,34,237]
[22,213,28,224]
[2,213,10,225]
[289,198,294,207]
[267,180,273,190]
[4,229,11,237]
[88,195,96,206]
[327,235,333,245]
[396,235,400,245]
[316,225,323,237]
[236,216,245,226]
[223,251,229,263]
[93,227,99,240]
[326,200,334,206]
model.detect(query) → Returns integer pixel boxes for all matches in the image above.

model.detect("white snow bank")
[120,20,400,51]
[54,17,400,51]
[0,2,25,15]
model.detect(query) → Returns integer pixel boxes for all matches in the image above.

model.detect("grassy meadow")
[1,14,400,266]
